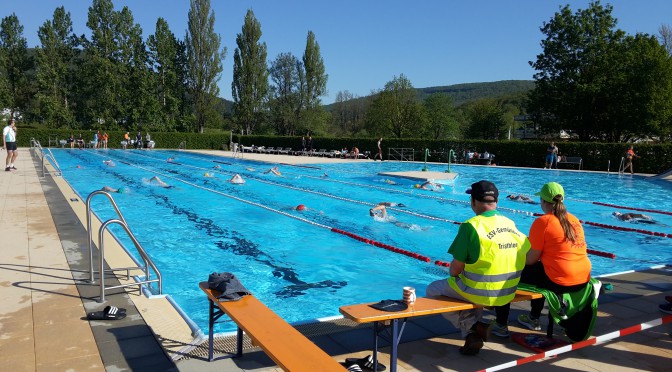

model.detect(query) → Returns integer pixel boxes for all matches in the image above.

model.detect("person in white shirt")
[2,119,18,171]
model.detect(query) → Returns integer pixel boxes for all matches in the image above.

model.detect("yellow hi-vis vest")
[448,214,529,306]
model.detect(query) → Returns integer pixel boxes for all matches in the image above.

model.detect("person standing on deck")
[2,119,18,171]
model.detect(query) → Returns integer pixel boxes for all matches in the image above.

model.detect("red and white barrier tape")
[477,314,672,372]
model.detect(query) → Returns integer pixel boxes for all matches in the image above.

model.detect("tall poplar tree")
[35,7,77,128]
[0,13,32,118]
[269,52,302,135]
[186,0,226,133]
[148,17,180,130]
[300,31,328,135]
[232,9,268,135]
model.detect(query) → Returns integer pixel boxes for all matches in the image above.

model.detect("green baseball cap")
[535,182,565,203]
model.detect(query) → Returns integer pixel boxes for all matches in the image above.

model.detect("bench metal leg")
[372,318,407,372]
[206,298,226,362]
[236,327,243,357]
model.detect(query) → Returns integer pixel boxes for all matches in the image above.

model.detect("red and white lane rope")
[477,314,672,372]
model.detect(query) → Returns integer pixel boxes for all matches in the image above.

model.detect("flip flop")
[345,355,386,371]
[87,305,127,320]
[340,362,363,372]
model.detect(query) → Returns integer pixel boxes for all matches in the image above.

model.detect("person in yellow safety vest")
[426,180,530,356]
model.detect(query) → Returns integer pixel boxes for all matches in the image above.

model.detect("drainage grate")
[176,317,365,361]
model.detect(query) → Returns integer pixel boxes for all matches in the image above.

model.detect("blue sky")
[3,1,672,103]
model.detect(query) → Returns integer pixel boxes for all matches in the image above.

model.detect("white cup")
[403,286,416,304]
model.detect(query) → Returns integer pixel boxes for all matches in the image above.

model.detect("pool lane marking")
[84,150,438,265]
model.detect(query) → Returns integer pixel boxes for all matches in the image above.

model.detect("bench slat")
[340,290,543,323]
[200,282,344,372]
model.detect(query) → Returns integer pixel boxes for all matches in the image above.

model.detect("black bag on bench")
[208,272,251,301]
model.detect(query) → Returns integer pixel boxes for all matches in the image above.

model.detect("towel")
[518,278,600,342]
[208,272,251,301]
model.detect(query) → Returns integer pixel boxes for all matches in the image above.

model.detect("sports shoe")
[490,321,510,337]
[660,303,672,315]
[4,167,9,172]
[459,332,484,356]
[10,166,16,170]
[517,314,542,331]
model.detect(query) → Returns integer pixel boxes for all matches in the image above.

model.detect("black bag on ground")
[208,272,251,301]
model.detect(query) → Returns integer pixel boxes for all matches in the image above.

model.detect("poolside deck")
[1,148,670,372]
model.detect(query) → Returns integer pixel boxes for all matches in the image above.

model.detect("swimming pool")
[49,148,672,334]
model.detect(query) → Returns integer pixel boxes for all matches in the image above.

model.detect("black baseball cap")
[466,180,499,202]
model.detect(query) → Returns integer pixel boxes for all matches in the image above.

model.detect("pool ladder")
[178,140,187,150]
[30,138,62,177]
[86,190,162,303]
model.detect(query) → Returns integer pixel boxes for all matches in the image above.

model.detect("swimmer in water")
[102,160,115,167]
[370,204,428,230]
[415,181,443,191]
[213,165,221,169]
[384,179,397,185]
[148,176,172,188]
[229,174,245,184]
[101,186,125,193]
[506,194,539,204]
[204,172,214,178]
[613,212,656,224]
[264,166,282,176]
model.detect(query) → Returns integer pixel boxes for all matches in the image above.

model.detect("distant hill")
[323,80,535,110]
[417,80,535,106]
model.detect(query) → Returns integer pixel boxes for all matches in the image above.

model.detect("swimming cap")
[414,184,420,188]
[296,204,306,211]
[117,187,125,194]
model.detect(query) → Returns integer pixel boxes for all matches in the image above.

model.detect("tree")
[268,52,302,135]
[35,6,78,128]
[147,18,181,131]
[0,13,33,118]
[231,9,268,135]
[422,93,459,139]
[366,74,423,138]
[299,31,328,135]
[186,0,226,133]
[463,99,507,140]
[331,90,368,136]
[659,24,672,56]
[78,0,121,128]
[528,1,672,141]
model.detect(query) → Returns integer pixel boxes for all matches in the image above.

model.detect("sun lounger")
[199,282,344,371]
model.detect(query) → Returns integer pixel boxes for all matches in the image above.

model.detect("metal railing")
[178,140,187,150]
[86,190,162,302]
[388,148,415,162]
[30,138,62,177]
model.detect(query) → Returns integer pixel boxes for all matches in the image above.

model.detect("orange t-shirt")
[529,212,591,286]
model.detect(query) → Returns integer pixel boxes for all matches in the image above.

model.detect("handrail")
[42,148,62,176]
[618,157,625,174]
[178,140,187,150]
[86,190,129,283]
[98,219,163,303]
[446,149,456,173]
[85,190,162,302]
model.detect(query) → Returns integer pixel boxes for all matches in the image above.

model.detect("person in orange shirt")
[622,145,639,174]
[516,182,591,331]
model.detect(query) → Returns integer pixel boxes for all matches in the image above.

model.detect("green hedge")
[17,128,671,174]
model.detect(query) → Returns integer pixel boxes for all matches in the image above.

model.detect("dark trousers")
[495,262,586,324]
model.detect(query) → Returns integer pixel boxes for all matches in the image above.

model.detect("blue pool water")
[49,149,672,334]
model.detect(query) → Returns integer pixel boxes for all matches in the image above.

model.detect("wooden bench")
[339,290,543,372]
[199,282,344,371]
[557,156,583,170]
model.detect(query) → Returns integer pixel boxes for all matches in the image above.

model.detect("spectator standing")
[3,119,19,171]
[622,145,639,175]
[102,132,109,149]
[374,138,383,161]
[544,142,559,169]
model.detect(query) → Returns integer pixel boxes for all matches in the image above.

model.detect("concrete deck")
[1,148,670,372]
